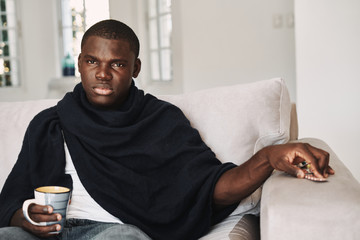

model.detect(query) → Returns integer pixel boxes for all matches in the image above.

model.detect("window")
[0,0,19,87]
[147,0,173,81]
[60,0,109,76]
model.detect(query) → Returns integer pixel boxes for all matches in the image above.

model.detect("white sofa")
[1,78,360,239]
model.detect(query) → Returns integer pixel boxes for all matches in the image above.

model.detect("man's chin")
[88,97,122,110]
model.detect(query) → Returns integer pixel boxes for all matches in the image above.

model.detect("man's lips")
[92,84,114,96]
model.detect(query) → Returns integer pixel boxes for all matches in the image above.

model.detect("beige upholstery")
[229,215,260,240]
[290,103,299,140]
[261,138,360,240]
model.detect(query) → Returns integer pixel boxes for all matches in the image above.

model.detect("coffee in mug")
[22,186,71,233]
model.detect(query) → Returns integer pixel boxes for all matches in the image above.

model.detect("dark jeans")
[0,219,151,240]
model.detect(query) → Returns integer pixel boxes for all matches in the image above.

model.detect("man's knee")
[0,227,40,240]
[94,224,151,240]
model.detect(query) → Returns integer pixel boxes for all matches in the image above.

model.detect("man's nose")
[95,64,112,81]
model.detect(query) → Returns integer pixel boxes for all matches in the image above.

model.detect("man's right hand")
[213,143,334,207]
[10,204,62,238]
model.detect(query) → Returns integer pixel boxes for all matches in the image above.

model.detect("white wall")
[178,0,296,100]
[295,0,360,182]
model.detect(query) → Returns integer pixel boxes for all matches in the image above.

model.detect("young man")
[0,19,334,240]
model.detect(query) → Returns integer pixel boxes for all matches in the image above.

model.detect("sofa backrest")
[0,78,292,190]
[159,78,292,166]
[0,99,59,188]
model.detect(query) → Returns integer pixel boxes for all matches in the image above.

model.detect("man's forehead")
[82,36,131,50]
[81,36,136,60]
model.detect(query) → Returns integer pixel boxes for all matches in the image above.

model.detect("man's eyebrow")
[110,59,129,64]
[82,54,97,59]
[111,58,128,62]
[82,54,128,63]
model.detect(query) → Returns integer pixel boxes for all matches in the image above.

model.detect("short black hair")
[81,19,140,58]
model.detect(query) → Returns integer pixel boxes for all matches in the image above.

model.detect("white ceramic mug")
[22,186,71,233]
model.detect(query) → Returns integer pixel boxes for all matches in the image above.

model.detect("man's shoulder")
[143,93,188,122]
[29,105,58,126]
[144,93,182,112]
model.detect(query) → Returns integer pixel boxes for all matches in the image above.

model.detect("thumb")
[283,163,305,178]
[295,168,305,179]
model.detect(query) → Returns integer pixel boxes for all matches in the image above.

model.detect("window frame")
[0,0,21,88]
[146,0,173,82]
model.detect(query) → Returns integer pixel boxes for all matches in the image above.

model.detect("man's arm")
[0,127,63,237]
[213,143,334,207]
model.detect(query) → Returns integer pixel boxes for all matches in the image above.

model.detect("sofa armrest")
[260,138,360,240]
[289,103,298,141]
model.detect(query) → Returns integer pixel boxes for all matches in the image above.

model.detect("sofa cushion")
[229,214,260,240]
[159,78,291,166]
[0,99,59,188]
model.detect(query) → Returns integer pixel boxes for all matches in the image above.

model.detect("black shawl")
[0,82,238,239]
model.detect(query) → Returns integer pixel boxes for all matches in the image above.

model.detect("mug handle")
[22,199,47,226]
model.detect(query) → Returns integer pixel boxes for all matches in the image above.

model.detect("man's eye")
[87,60,96,64]
[112,63,124,68]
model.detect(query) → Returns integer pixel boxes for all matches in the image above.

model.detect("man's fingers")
[327,165,335,175]
[266,142,334,180]
[307,162,324,179]
[27,203,61,228]
[305,144,330,176]
[24,220,61,237]
[292,144,324,179]
[279,160,305,179]
[29,204,53,214]
[30,212,61,223]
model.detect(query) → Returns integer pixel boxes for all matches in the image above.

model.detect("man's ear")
[78,53,82,73]
[132,58,142,78]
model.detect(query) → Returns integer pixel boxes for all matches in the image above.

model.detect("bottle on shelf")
[62,53,75,76]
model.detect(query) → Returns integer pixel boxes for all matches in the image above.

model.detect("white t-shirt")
[64,141,123,224]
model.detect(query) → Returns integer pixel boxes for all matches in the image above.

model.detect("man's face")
[78,36,141,110]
